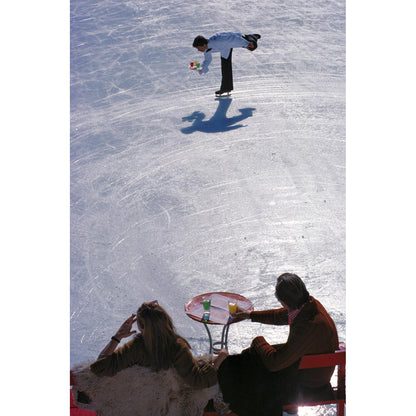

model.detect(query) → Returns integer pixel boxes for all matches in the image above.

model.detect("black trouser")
[218,348,300,416]
[220,48,233,92]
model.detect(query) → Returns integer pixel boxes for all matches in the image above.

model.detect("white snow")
[70,0,345,413]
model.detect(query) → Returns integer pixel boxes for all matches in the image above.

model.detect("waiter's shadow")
[181,98,256,134]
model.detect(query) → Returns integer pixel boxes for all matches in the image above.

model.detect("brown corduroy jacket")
[90,335,217,388]
[250,297,339,388]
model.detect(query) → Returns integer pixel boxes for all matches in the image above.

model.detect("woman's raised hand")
[115,314,137,340]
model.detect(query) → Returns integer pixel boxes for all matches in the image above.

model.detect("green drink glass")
[202,298,211,311]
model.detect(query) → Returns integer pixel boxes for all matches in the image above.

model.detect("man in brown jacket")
[218,273,339,416]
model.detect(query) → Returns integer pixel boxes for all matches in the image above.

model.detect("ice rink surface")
[71,1,345,412]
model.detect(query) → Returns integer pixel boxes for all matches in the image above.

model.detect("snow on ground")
[71,0,345,413]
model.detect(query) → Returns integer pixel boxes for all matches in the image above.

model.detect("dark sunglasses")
[138,300,159,315]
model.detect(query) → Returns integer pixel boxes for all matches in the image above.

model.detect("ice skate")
[215,89,232,97]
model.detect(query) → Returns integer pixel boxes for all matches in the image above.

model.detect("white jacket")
[200,32,249,74]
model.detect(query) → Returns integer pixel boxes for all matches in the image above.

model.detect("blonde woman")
[90,301,228,388]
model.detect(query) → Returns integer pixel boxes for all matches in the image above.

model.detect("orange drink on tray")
[228,301,237,314]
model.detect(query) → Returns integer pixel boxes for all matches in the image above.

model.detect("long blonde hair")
[137,301,190,371]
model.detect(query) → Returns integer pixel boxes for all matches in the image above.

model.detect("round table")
[184,292,254,353]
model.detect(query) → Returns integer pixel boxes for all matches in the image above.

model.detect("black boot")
[245,34,261,41]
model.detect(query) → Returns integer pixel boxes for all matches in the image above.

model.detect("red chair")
[70,390,97,415]
[70,370,97,416]
[283,343,346,415]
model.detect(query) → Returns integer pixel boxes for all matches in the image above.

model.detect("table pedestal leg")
[203,323,231,354]
[202,322,214,354]
[221,323,230,350]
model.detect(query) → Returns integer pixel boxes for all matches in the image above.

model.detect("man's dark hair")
[193,35,208,47]
[275,273,310,310]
